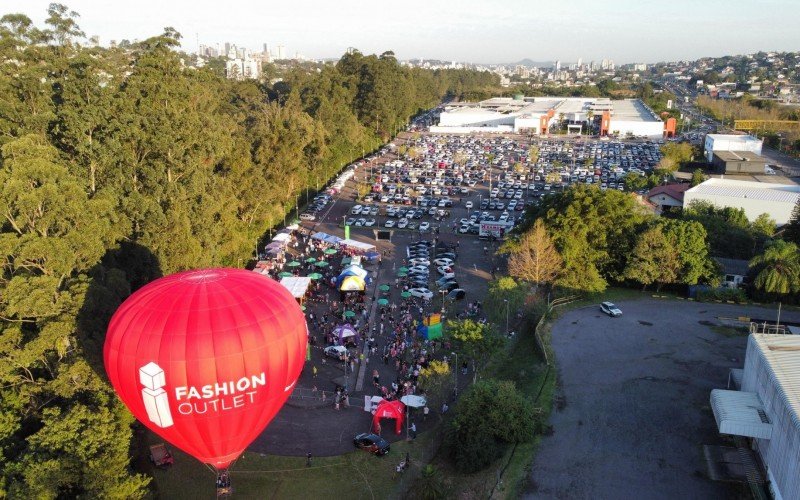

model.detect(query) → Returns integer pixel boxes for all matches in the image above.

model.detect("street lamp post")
[451,351,458,397]
[504,299,509,336]
[440,290,447,314]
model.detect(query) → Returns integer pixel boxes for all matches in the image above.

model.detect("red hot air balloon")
[104,268,307,471]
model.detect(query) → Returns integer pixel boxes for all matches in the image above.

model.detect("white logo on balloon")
[139,362,174,428]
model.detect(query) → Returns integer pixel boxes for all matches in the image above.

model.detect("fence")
[533,295,581,366]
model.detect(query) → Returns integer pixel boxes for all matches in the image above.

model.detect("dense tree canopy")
[0,6,494,496]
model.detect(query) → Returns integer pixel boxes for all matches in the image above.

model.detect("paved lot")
[526,299,800,499]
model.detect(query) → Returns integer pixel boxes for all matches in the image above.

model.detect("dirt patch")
[638,320,653,326]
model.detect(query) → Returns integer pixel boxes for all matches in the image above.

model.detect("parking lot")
[526,299,800,499]
[301,133,668,246]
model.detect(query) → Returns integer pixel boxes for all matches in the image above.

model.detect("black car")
[447,289,466,300]
[354,433,390,456]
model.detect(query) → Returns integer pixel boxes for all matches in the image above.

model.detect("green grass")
[710,325,750,338]
[146,431,435,500]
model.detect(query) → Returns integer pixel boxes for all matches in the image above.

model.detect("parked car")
[324,345,348,359]
[447,289,466,300]
[409,287,434,300]
[600,301,622,317]
[433,258,454,267]
[384,220,396,228]
[353,433,390,456]
[419,221,431,232]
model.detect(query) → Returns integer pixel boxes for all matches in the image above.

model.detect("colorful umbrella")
[377,298,389,306]
[286,261,301,267]
[308,273,323,280]
[278,272,293,278]
[315,261,330,268]
[324,248,338,255]
[379,284,390,292]
[344,310,356,318]
[397,271,407,277]
[305,257,317,263]
[401,291,412,299]
[398,267,409,273]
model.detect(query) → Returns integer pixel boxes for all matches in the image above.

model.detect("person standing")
[306,453,312,467]
[410,422,417,439]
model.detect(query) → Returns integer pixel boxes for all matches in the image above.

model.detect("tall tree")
[507,219,562,286]
[623,226,679,291]
[749,240,800,295]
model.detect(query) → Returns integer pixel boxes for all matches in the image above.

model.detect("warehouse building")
[711,334,800,500]
[431,96,668,137]
[712,151,768,174]
[683,178,800,225]
[704,134,763,162]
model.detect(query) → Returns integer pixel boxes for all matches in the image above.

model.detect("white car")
[433,258,454,267]
[397,218,409,229]
[364,218,376,227]
[409,258,430,267]
[350,205,363,215]
[408,287,434,300]
[408,265,429,273]
[419,221,430,232]
[600,301,622,317]
[459,225,470,234]
[324,345,348,359]
[465,201,473,209]
[354,218,366,227]
[437,265,454,275]
[384,220,396,228]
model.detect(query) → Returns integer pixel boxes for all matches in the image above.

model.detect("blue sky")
[4,0,798,63]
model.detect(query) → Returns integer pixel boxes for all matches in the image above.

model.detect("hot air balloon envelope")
[104,268,307,470]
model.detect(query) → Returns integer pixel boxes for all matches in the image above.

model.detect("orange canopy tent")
[372,399,405,434]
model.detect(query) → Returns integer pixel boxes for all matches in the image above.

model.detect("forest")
[0,5,497,497]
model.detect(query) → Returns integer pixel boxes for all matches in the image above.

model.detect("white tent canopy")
[279,277,312,299]
[339,239,376,252]
[272,233,291,243]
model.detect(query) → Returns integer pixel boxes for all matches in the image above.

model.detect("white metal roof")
[710,389,773,439]
[687,178,800,204]
[752,334,800,430]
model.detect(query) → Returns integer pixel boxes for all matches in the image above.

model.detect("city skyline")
[4,0,800,64]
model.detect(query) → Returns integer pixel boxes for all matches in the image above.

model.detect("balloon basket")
[215,470,232,498]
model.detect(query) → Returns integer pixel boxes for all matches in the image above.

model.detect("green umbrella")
[344,310,356,318]
[401,291,412,298]
[379,284,391,292]
[278,272,293,278]
[377,298,389,306]
[305,257,317,263]
[341,257,352,265]
[286,261,301,267]
[315,261,330,268]
[308,273,323,280]
[398,267,409,273]
[324,248,338,255]
[301,305,307,311]
[397,271,407,277]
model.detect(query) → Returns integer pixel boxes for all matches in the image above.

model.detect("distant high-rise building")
[577,57,582,68]
[277,45,285,60]
[224,42,231,56]
[555,60,561,71]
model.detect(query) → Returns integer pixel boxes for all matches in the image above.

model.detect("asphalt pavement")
[527,299,800,499]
